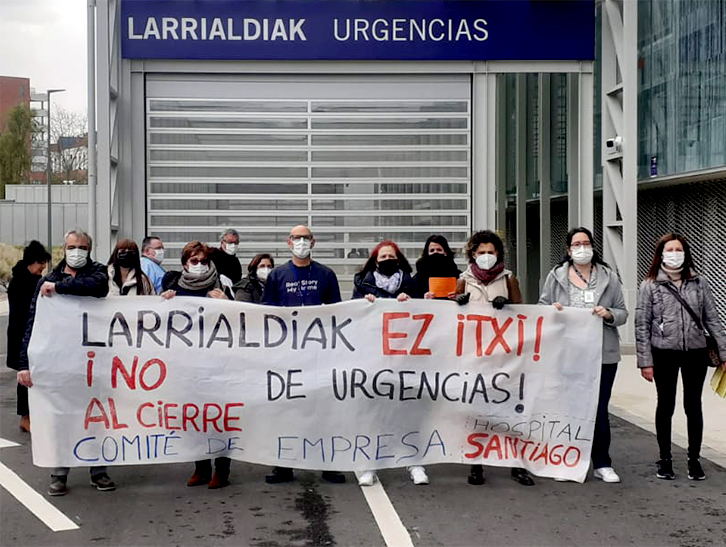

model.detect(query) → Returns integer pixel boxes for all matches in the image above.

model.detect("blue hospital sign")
[121,0,595,61]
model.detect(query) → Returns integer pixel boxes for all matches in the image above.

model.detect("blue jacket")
[141,256,166,294]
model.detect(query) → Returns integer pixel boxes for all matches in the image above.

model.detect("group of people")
[6,223,725,497]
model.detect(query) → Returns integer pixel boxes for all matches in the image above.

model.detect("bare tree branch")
[51,107,88,184]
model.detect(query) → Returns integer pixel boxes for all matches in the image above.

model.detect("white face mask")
[292,239,312,259]
[152,248,165,264]
[65,248,88,269]
[223,243,237,256]
[570,246,594,265]
[662,251,685,269]
[475,253,498,271]
[188,263,209,276]
[257,266,272,281]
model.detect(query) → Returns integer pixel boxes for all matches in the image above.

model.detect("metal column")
[473,71,501,232]
[539,74,552,284]
[94,0,121,262]
[515,75,528,301]
[472,72,492,231]
[495,77,507,234]
[566,69,595,232]
[602,0,638,345]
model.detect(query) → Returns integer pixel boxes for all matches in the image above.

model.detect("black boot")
[209,457,231,489]
[321,471,346,484]
[511,467,535,486]
[468,464,485,485]
[187,460,212,487]
[265,466,294,484]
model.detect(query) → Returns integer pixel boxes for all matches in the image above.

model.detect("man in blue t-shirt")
[262,224,345,484]
[262,225,341,307]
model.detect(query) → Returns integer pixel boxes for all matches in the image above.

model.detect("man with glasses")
[210,228,242,284]
[16,228,114,496]
[262,224,345,484]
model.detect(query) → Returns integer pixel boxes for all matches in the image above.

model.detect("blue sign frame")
[121,0,595,61]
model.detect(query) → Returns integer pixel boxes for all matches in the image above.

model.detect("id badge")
[584,290,595,304]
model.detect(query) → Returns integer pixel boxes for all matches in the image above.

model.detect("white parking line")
[356,472,414,547]
[0,438,79,532]
[0,438,20,449]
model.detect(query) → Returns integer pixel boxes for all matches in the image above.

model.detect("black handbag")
[662,283,721,367]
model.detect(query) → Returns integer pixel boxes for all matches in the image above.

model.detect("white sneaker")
[593,467,621,483]
[357,471,376,487]
[408,466,429,485]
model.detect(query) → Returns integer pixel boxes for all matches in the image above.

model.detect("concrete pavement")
[611,355,726,469]
[1,369,724,546]
[1,305,726,546]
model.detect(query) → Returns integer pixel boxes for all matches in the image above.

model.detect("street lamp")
[46,88,65,265]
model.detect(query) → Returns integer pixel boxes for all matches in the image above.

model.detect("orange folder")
[429,277,457,298]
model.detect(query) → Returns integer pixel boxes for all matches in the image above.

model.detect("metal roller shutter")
[145,75,472,291]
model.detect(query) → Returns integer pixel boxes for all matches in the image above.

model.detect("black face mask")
[377,259,399,277]
[116,250,137,268]
[423,252,455,276]
[426,253,449,265]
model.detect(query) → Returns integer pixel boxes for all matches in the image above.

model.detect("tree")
[51,107,88,184]
[0,104,34,198]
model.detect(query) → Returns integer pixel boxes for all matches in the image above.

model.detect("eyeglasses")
[570,242,592,248]
[188,258,209,266]
[290,235,312,242]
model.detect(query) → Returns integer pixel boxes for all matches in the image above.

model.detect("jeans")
[592,362,618,469]
[652,348,709,461]
[53,466,107,477]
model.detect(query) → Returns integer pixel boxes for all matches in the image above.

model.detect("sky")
[0,0,87,115]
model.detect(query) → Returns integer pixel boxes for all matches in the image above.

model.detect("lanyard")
[572,264,593,288]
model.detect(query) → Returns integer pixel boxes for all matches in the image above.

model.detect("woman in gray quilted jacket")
[635,232,726,482]
[539,227,628,484]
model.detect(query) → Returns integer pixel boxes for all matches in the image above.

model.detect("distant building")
[29,89,49,184]
[0,76,30,132]
[52,134,88,184]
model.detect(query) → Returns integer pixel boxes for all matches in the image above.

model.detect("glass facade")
[638,0,726,179]
[503,74,569,201]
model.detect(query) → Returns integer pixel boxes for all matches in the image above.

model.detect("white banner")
[28,296,602,481]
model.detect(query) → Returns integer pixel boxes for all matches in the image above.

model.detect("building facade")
[0,76,30,132]
[91,0,726,324]
[92,0,596,292]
